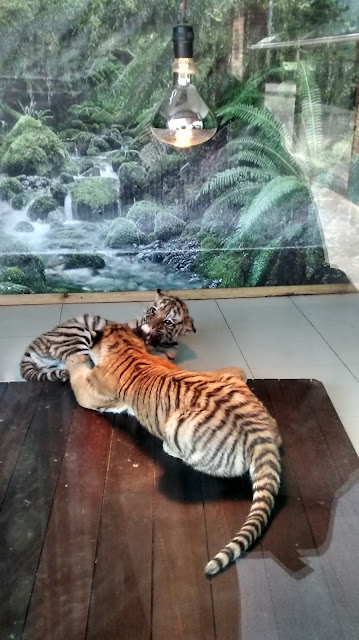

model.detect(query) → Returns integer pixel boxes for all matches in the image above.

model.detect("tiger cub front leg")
[65,354,113,411]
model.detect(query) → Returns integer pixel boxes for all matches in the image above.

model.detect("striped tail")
[20,354,69,382]
[205,442,281,577]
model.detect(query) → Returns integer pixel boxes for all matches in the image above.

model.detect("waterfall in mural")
[0,0,356,295]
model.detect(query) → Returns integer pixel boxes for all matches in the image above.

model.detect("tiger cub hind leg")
[65,354,116,411]
[163,408,246,478]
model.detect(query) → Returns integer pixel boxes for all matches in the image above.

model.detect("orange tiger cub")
[66,323,281,577]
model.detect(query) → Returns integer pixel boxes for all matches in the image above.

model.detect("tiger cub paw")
[164,348,177,361]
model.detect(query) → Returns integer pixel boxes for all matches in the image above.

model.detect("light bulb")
[151,24,217,148]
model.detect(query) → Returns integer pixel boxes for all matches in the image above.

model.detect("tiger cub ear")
[186,317,196,334]
[156,288,164,298]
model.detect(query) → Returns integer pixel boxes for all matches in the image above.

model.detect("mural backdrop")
[0,0,358,295]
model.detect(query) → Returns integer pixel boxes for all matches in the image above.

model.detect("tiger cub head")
[140,289,196,347]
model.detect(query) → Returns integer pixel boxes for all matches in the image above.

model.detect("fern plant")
[199,62,338,244]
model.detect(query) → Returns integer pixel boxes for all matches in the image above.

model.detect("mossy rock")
[118,161,146,202]
[110,151,126,171]
[51,227,85,241]
[146,155,185,185]
[103,131,124,150]
[14,220,34,233]
[0,178,23,201]
[48,210,65,229]
[69,119,88,131]
[73,131,94,154]
[126,200,158,233]
[11,193,27,210]
[0,283,33,294]
[28,196,58,221]
[105,218,140,248]
[50,182,67,206]
[0,266,25,285]
[71,177,119,220]
[79,159,95,174]
[111,150,141,171]
[87,137,111,155]
[154,211,185,241]
[60,172,74,184]
[63,253,106,270]
[1,116,73,177]
[0,235,46,292]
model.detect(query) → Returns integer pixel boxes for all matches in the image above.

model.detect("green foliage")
[0,266,25,285]
[71,177,119,218]
[28,196,57,221]
[11,193,27,209]
[146,155,187,185]
[50,182,67,205]
[118,162,146,201]
[0,178,22,200]
[1,117,72,177]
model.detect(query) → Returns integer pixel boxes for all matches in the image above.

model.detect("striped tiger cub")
[20,314,109,382]
[65,323,281,577]
[20,289,196,382]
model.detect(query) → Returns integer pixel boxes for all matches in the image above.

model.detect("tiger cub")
[132,288,196,360]
[20,289,196,382]
[65,323,281,577]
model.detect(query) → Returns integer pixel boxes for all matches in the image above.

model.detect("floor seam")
[290,296,359,384]
[215,299,255,378]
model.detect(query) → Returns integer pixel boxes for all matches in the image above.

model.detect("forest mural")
[0,0,358,294]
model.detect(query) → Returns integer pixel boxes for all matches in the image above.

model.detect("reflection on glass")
[151,58,217,148]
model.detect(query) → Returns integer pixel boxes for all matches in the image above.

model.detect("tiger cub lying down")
[20,289,195,382]
[66,323,280,577]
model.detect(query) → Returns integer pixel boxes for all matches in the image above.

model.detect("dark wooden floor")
[1,380,359,640]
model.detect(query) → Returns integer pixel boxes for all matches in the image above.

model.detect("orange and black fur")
[66,322,281,577]
[20,289,195,381]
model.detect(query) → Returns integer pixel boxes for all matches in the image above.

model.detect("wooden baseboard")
[0,283,356,305]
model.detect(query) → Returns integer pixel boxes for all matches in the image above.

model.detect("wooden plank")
[22,407,112,640]
[249,379,301,499]
[0,382,7,402]
[86,414,155,640]
[251,380,314,574]
[258,380,346,640]
[296,379,359,480]
[281,380,359,639]
[202,474,268,640]
[266,380,343,502]
[0,382,43,505]
[152,441,215,640]
[0,283,356,306]
[0,383,76,640]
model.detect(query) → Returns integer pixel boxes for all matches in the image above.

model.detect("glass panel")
[0,0,358,293]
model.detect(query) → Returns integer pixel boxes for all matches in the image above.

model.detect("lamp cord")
[182,0,186,21]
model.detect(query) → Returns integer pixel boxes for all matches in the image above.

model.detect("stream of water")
[0,151,207,292]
